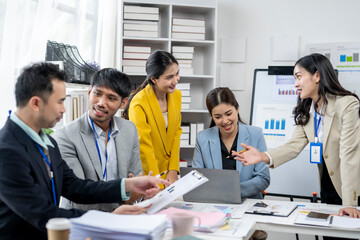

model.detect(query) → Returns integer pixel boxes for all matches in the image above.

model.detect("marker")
[155,170,168,178]
[227,149,248,158]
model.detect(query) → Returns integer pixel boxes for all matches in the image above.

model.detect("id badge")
[310,142,322,164]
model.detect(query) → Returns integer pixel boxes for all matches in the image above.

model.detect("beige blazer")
[269,94,360,206]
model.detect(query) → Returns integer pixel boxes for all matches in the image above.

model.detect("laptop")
[180,167,243,204]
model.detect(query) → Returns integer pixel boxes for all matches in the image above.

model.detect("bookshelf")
[119,0,217,162]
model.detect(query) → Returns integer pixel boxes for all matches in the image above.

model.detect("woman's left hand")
[166,170,178,184]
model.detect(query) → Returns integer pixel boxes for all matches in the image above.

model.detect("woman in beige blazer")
[234,54,360,213]
[123,51,182,184]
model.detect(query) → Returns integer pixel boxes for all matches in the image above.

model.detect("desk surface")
[162,199,360,240]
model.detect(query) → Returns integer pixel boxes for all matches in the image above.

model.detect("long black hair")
[206,87,246,128]
[122,50,178,119]
[293,53,360,126]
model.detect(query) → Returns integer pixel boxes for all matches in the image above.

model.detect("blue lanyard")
[314,111,322,143]
[35,144,57,206]
[90,118,111,180]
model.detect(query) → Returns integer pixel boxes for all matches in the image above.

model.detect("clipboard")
[245,201,298,217]
[136,170,209,214]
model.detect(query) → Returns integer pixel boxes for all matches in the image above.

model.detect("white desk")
[162,199,360,240]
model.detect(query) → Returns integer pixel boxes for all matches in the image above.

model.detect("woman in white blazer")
[235,54,360,216]
[192,87,270,199]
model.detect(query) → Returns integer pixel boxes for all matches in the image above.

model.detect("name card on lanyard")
[310,111,322,164]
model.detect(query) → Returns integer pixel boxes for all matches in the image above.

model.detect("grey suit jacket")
[53,112,142,211]
[192,123,270,199]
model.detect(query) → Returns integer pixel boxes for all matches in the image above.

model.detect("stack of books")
[172,18,205,40]
[180,122,204,147]
[123,5,159,38]
[122,45,151,74]
[176,83,191,109]
[70,210,167,240]
[172,46,194,76]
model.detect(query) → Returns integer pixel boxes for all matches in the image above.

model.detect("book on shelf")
[172,32,205,40]
[180,68,194,75]
[180,133,189,140]
[122,59,147,67]
[180,89,190,97]
[64,90,88,125]
[197,123,204,133]
[181,123,190,133]
[124,5,159,14]
[123,12,159,21]
[122,66,146,74]
[177,59,193,64]
[172,25,205,33]
[123,30,158,38]
[173,52,193,59]
[124,45,151,53]
[180,159,188,167]
[190,123,197,146]
[181,103,190,110]
[123,52,151,60]
[172,46,194,53]
[124,22,158,32]
[173,18,205,27]
[181,96,191,103]
[176,83,191,90]
[178,63,192,69]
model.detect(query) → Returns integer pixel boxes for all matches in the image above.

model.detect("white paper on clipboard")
[136,170,209,214]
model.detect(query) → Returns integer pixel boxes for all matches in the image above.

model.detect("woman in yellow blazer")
[123,50,182,184]
[234,54,360,211]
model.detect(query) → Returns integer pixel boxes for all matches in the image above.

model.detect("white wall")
[217,0,360,122]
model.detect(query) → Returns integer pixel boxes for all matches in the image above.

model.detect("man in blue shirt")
[0,62,169,240]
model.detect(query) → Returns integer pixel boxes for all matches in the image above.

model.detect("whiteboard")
[250,69,320,197]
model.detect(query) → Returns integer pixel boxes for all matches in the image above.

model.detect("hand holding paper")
[125,176,170,198]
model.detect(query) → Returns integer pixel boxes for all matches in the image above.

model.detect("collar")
[87,111,119,138]
[10,113,54,150]
[309,100,325,117]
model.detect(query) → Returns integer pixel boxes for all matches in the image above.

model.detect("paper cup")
[46,218,71,240]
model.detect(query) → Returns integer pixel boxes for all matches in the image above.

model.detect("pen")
[155,170,168,178]
[226,149,248,158]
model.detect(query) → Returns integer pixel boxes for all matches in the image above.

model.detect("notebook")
[180,167,243,204]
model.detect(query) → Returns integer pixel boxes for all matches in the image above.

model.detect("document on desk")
[295,212,360,228]
[136,170,208,214]
[245,201,298,217]
[169,201,246,218]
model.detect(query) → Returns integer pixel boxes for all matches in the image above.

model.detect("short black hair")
[15,62,68,107]
[90,68,131,99]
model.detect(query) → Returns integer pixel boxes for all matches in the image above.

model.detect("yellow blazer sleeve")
[129,103,160,176]
[168,90,182,173]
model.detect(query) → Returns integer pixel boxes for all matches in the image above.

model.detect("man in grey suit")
[53,68,143,212]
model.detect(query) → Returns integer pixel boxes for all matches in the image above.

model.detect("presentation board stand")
[250,67,320,197]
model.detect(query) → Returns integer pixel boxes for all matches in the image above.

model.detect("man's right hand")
[125,176,170,198]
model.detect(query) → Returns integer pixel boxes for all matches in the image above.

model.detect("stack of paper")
[123,5,159,38]
[122,45,150,74]
[176,83,191,110]
[156,207,228,232]
[70,210,168,240]
[172,46,194,76]
[172,18,205,40]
